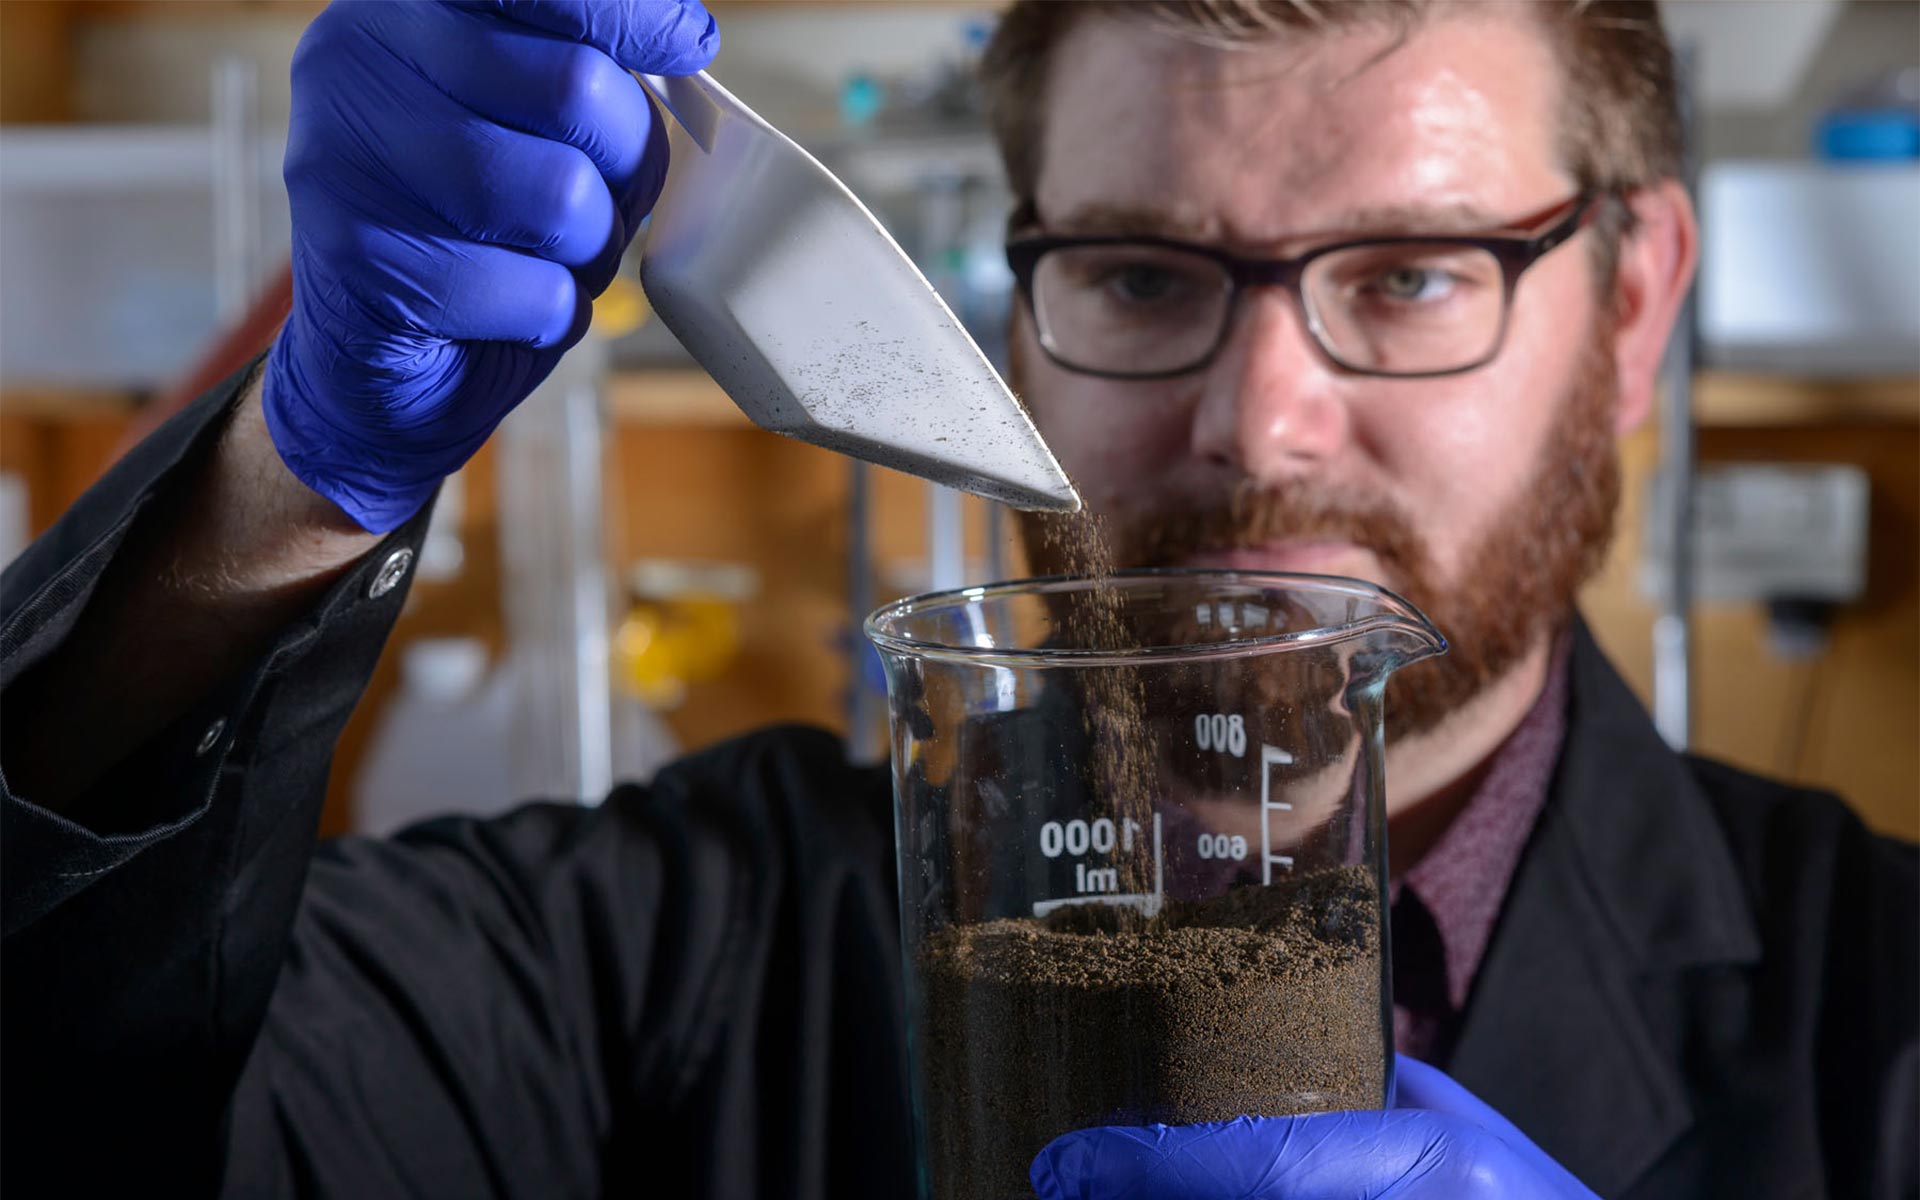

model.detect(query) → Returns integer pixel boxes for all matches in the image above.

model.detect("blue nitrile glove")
[1030,1055,1599,1199]
[264,0,717,532]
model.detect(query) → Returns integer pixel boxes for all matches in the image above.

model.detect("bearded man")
[2,1,1912,1198]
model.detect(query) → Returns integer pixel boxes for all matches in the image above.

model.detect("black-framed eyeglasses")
[1005,193,1599,380]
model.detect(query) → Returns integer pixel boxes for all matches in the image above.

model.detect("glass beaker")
[865,569,1446,1200]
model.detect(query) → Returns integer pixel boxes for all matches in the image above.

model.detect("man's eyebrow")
[1320,202,1516,238]
[1032,200,1521,245]
[1036,204,1218,240]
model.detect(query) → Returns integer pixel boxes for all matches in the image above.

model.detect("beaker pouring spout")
[1347,587,1448,685]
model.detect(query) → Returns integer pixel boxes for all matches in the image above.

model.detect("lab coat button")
[369,548,415,599]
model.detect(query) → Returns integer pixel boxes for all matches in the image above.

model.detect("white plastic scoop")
[635,71,1080,513]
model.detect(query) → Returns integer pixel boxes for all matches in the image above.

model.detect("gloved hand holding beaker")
[264,0,718,532]
[1030,1055,1600,1200]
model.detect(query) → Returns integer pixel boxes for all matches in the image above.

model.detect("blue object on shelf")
[839,73,885,129]
[1816,107,1920,161]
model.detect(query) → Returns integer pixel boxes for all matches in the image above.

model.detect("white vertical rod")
[564,343,614,803]
[928,482,966,591]
[1652,44,1700,751]
[210,56,260,323]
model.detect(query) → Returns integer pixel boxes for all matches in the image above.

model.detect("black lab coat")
[4,367,1913,1198]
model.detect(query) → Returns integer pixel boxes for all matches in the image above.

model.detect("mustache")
[1107,479,1430,577]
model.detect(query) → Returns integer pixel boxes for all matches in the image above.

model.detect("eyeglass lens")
[1032,240,1510,377]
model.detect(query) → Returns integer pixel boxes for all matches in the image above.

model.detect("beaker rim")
[863,567,1445,667]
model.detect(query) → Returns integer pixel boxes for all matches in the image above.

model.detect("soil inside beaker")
[917,864,1384,1200]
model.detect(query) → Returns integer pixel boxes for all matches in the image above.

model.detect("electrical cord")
[1765,598,1837,780]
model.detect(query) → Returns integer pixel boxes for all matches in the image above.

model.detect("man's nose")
[1190,287,1350,479]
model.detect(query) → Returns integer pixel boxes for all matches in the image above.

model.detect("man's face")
[1014,11,1624,733]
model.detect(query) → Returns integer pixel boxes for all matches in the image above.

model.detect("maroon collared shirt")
[1391,633,1574,1066]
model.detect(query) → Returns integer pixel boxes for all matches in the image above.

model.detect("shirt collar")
[1400,629,1574,1009]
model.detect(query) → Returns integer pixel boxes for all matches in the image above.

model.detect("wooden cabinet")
[7,371,1914,838]
[1582,384,1919,839]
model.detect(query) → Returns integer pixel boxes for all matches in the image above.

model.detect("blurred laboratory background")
[1,0,1914,840]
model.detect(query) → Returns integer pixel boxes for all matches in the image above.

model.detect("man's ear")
[1609,180,1698,436]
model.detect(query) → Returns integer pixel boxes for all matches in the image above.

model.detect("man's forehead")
[1031,10,1569,248]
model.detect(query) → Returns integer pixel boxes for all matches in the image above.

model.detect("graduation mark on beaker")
[1032,812,1164,918]
[1194,712,1248,757]
[1259,742,1296,884]
[1037,816,1139,858]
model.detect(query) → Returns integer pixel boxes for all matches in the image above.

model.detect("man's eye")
[1101,265,1183,303]
[1370,266,1454,302]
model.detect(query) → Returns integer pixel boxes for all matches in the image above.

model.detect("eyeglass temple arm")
[1527,192,1602,254]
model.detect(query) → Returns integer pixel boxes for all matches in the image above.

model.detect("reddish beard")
[1016,322,1623,738]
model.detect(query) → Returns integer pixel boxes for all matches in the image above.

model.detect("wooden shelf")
[5,369,1914,431]
[0,370,742,427]
[606,368,1920,431]
[1691,373,1919,427]
[606,368,750,428]
[0,386,144,418]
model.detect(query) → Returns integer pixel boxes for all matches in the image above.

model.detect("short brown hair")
[980,1,1680,275]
